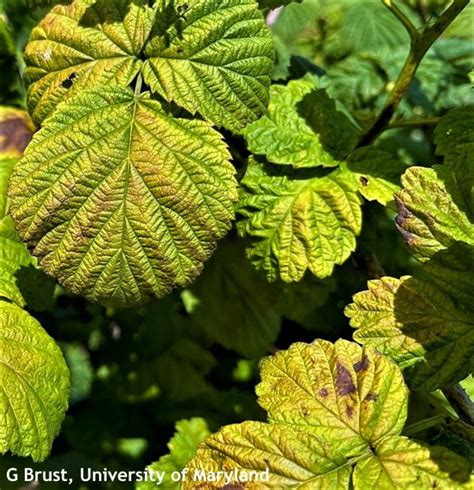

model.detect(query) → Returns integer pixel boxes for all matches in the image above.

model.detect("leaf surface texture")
[9,87,238,306]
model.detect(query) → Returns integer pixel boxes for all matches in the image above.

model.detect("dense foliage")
[0,0,473,488]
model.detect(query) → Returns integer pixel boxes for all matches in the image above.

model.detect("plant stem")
[387,116,441,129]
[404,414,449,437]
[416,0,429,23]
[358,0,469,148]
[135,73,143,96]
[442,384,474,426]
[383,0,419,41]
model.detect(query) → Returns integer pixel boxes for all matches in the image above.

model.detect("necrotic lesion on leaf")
[183,339,473,489]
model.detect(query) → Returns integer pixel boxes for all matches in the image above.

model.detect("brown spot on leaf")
[345,405,354,418]
[365,393,378,402]
[336,363,356,396]
[360,176,369,187]
[301,405,310,417]
[395,197,417,244]
[353,355,369,372]
[0,117,33,154]
[319,388,329,397]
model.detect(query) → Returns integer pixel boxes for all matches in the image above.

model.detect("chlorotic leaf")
[143,0,274,132]
[138,418,210,490]
[395,166,474,265]
[346,276,474,391]
[184,421,353,489]
[9,86,238,307]
[24,0,154,123]
[0,301,69,462]
[353,436,472,489]
[0,157,16,219]
[347,109,474,390]
[237,158,362,282]
[188,240,281,358]
[0,158,36,307]
[244,76,340,168]
[184,339,472,489]
[256,339,407,445]
[26,0,274,130]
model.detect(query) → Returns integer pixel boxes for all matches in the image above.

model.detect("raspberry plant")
[0,0,473,489]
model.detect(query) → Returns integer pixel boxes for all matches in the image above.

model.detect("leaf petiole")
[358,0,469,147]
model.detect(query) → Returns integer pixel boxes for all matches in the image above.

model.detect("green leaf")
[0,15,15,57]
[143,0,274,132]
[259,0,303,10]
[244,76,341,168]
[346,276,474,391]
[0,235,35,306]
[109,298,216,402]
[298,89,360,161]
[9,86,238,307]
[271,34,291,80]
[445,3,474,39]
[321,56,387,114]
[340,0,410,57]
[187,240,281,358]
[24,0,153,123]
[0,301,69,462]
[61,343,93,404]
[244,79,363,169]
[184,339,472,488]
[270,0,319,46]
[237,158,362,282]
[343,147,406,206]
[138,418,210,490]
[240,78,405,281]
[434,106,474,170]
[26,0,72,9]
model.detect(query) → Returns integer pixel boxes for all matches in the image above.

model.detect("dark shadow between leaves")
[14,264,56,312]
[426,442,472,484]
[249,155,336,181]
[79,0,148,28]
[297,90,360,160]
